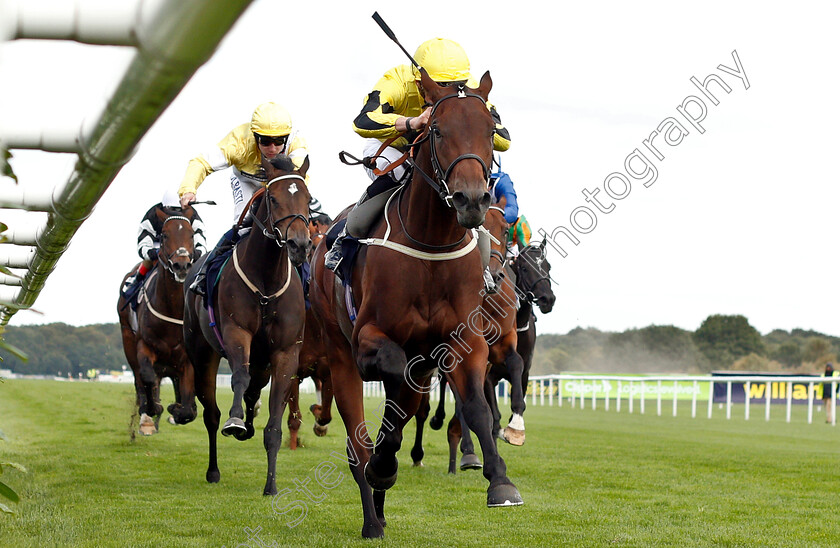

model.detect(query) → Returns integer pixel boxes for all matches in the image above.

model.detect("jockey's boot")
[483,267,498,294]
[121,271,146,302]
[325,175,398,274]
[189,228,237,296]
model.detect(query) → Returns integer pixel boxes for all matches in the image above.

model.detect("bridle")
[159,215,194,277]
[409,86,493,208]
[250,174,309,248]
[517,245,552,303]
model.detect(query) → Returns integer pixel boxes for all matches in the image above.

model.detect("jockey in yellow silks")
[325,38,512,291]
[180,102,322,296]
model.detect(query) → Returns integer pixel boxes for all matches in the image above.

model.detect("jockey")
[324,37,512,290]
[121,189,207,301]
[180,102,322,296]
[507,215,532,257]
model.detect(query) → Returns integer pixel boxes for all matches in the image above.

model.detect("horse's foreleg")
[242,373,266,442]
[168,358,197,425]
[483,374,503,442]
[357,326,421,493]
[410,392,430,466]
[313,367,334,436]
[429,376,447,430]
[222,330,252,439]
[286,379,302,450]
[136,343,161,435]
[453,395,481,471]
[326,347,381,538]
[262,344,300,496]
[449,348,523,508]
[194,353,221,483]
[502,349,526,446]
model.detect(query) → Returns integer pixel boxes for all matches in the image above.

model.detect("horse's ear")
[298,155,310,177]
[540,236,547,250]
[476,70,492,101]
[420,67,446,102]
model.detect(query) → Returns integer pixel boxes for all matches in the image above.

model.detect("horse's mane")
[269,154,296,173]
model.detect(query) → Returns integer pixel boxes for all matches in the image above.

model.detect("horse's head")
[484,198,510,289]
[419,68,495,229]
[261,154,312,266]
[516,238,556,314]
[156,205,196,283]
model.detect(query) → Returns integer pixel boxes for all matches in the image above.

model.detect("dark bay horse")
[183,155,311,495]
[310,69,522,539]
[117,206,199,435]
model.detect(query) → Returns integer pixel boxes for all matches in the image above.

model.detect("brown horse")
[117,206,199,435]
[283,220,334,450]
[310,69,521,539]
[183,154,311,495]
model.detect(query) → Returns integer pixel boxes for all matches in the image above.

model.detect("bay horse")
[182,154,311,495]
[117,205,199,435]
[309,69,522,539]
[283,219,335,449]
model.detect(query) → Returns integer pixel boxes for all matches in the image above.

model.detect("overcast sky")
[2,0,839,337]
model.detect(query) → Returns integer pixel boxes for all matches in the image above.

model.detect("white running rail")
[0,0,254,325]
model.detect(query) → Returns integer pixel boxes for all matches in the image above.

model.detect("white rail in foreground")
[357,374,840,426]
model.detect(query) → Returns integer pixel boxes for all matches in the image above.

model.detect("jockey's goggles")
[255,134,288,147]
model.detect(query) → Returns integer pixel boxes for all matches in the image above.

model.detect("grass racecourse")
[1,379,839,547]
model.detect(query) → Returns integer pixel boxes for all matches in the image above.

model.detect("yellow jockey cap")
[412,38,471,83]
[250,102,293,137]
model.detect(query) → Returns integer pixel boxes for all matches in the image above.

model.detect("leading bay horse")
[183,154,311,495]
[117,205,200,435]
[310,69,522,539]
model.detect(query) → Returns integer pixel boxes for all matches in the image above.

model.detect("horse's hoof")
[139,413,157,436]
[313,423,328,437]
[496,428,506,441]
[263,485,277,496]
[361,522,385,539]
[167,415,176,425]
[254,399,261,418]
[412,460,424,467]
[487,482,524,507]
[309,403,322,419]
[459,453,482,470]
[221,417,247,439]
[504,427,525,446]
[364,460,398,491]
[429,415,444,430]
[206,469,220,483]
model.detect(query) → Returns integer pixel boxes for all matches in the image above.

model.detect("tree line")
[1,315,837,377]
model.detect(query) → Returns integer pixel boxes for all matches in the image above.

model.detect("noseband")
[251,174,309,248]
[411,87,492,207]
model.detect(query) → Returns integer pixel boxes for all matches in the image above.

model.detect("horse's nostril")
[480,192,491,209]
[451,192,468,209]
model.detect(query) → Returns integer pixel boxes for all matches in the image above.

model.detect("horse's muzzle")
[452,189,491,229]
[287,237,311,267]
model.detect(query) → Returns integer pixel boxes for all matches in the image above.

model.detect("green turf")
[1,379,838,547]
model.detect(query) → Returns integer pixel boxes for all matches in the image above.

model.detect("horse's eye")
[432,126,442,138]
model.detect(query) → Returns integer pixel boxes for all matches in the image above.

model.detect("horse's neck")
[238,225,289,287]
[400,155,463,244]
